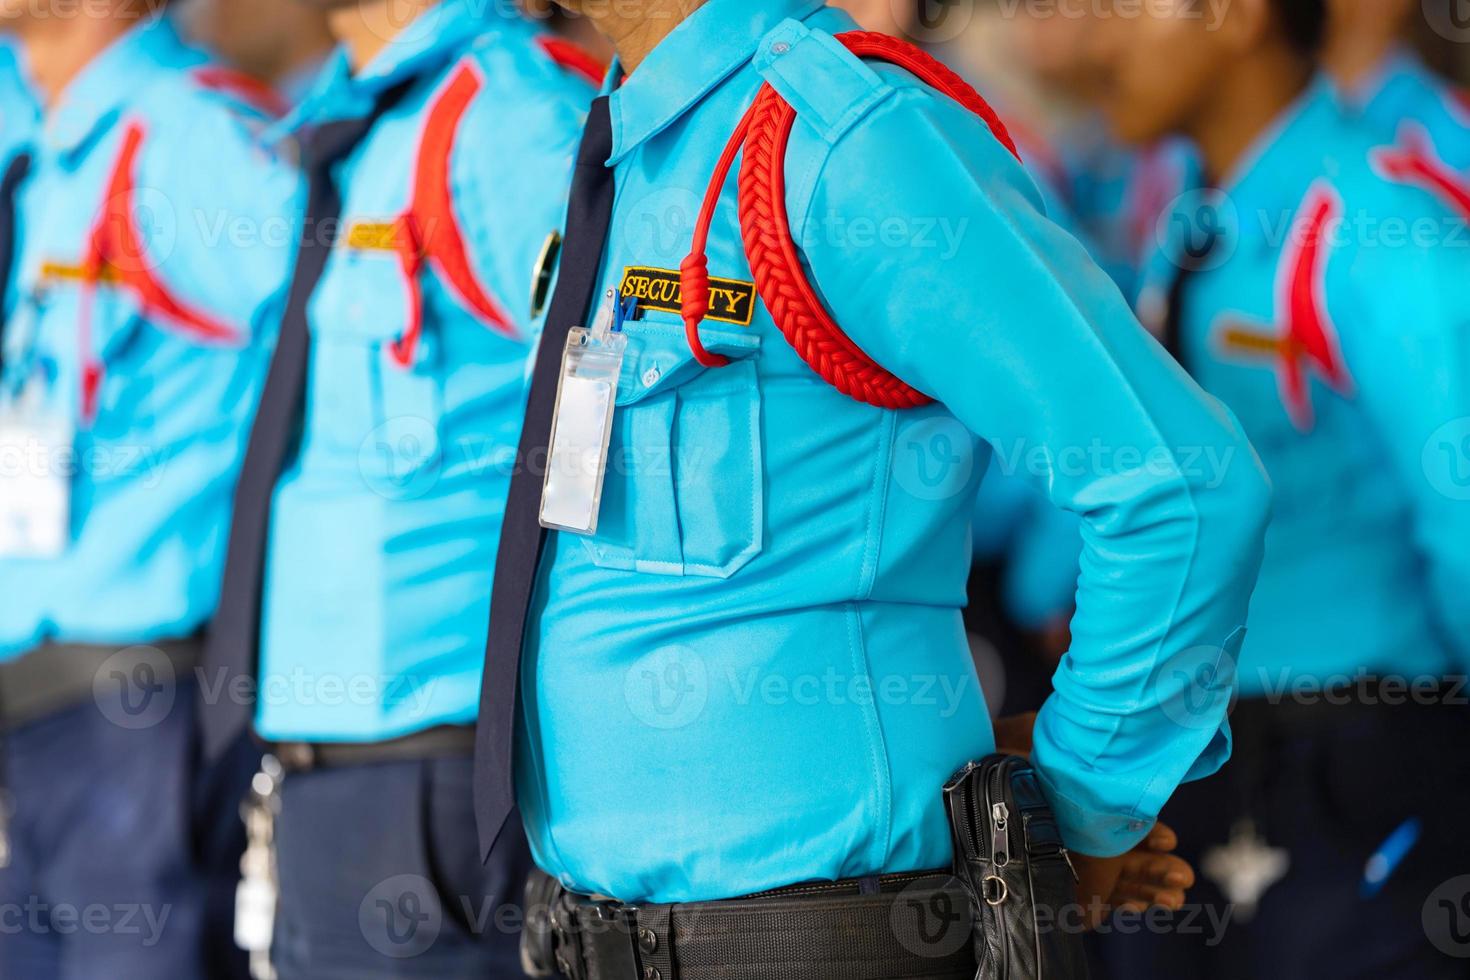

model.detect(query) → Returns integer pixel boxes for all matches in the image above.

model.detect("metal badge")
[530,230,563,320]
[1201,818,1289,923]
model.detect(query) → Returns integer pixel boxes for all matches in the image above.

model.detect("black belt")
[526,868,977,980]
[271,724,477,772]
[0,639,202,730]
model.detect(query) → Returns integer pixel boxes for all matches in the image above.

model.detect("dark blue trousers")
[0,678,246,980]
[1090,698,1470,979]
[271,756,533,980]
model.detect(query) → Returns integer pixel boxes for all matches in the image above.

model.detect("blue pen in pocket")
[1361,818,1422,899]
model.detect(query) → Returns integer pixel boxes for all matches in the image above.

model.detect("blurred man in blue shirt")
[0,3,300,976]
[1092,0,1470,976]
[196,1,593,976]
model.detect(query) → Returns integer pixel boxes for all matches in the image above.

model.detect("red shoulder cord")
[680,31,1019,410]
[389,63,516,367]
[79,122,241,425]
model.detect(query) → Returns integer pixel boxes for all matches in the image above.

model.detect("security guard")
[1093,0,1470,976]
[472,0,1273,975]
[0,4,300,978]
[1323,0,1470,180]
[196,1,594,976]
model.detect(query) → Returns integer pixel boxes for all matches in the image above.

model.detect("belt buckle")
[583,900,644,980]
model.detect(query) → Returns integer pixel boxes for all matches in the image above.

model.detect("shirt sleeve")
[1332,183,1470,669]
[795,82,1272,857]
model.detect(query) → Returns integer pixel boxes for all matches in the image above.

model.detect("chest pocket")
[11,278,152,435]
[582,318,764,579]
[307,255,444,486]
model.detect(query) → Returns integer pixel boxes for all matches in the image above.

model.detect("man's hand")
[1071,823,1193,929]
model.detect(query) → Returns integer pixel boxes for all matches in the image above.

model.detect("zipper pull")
[1062,848,1080,883]
[991,802,1010,866]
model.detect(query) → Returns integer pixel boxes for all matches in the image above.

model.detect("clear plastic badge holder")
[540,291,628,535]
[0,382,71,559]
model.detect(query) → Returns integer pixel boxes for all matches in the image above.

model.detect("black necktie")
[474,97,615,860]
[1159,205,1223,371]
[0,150,33,377]
[1159,229,1219,371]
[199,82,416,761]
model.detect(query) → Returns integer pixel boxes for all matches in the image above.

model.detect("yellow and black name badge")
[619,266,757,326]
[344,221,402,252]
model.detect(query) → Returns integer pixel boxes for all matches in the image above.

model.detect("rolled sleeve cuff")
[1034,716,1232,857]
[1035,771,1156,857]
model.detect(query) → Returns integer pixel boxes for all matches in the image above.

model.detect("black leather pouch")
[944,754,1090,979]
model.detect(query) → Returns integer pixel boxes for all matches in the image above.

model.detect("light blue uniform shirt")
[0,38,39,155]
[1,37,40,319]
[253,4,591,742]
[516,0,1270,903]
[0,18,301,658]
[1136,77,1470,696]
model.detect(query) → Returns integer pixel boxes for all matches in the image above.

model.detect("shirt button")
[1128,820,1148,832]
[771,41,791,55]
[642,366,661,388]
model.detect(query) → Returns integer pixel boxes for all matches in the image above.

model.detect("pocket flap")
[615,319,761,406]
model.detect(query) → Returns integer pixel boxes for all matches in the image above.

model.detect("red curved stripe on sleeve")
[75,121,243,423]
[534,35,607,87]
[96,122,243,345]
[192,66,290,119]
[1278,186,1351,431]
[1372,142,1470,224]
[192,67,289,119]
[392,62,515,367]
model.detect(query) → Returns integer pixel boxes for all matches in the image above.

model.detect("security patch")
[345,221,401,251]
[40,260,121,285]
[619,266,756,326]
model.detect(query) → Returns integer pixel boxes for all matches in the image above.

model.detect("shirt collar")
[606,0,825,165]
[279,0,495,134]
[1356,46,1432,119]
[43,15,173,159]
